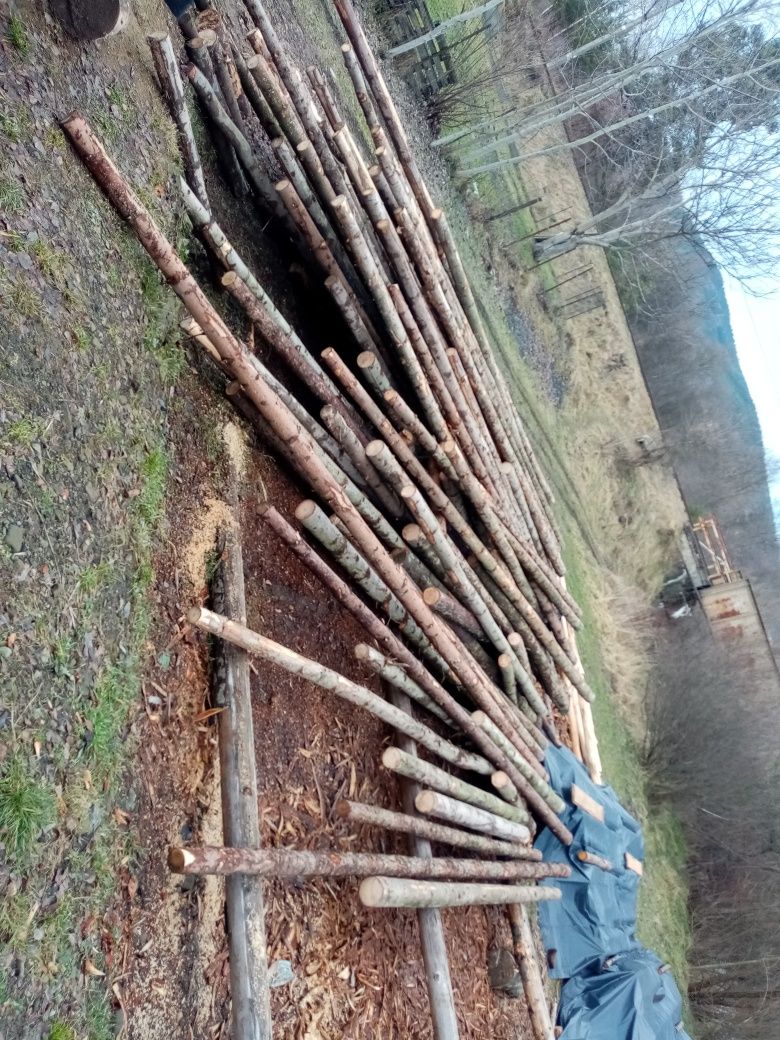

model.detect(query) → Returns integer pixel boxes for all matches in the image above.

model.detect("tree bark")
[359,876,562,909]
[383,746,529,825]
[415,789,529,843]
[354,643,453,727]
[296,500,451,676]
[212,521,272,1040]
[335,799,543,860]
[148,33,208,207]
[169,845,568,880]
[508,904,556,1040]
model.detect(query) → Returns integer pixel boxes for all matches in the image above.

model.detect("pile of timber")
[60,1,605,1037]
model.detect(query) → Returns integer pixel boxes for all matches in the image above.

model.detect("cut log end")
[422,587,442,607]
[187,606,203,626]
[295,499,318,522]
[382,746,403,769]
[415,790,436,813]
[168,847,195,872]
[359,876,385,906]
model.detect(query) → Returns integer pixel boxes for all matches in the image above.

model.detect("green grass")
[0,177,24,212]
[0,104,31,143]
[2,416,47,448]
[0,757,56,858]
[77,560,113,595]
[47,1023,77,1040]
[6,15,29,57]
[32,240,70,286]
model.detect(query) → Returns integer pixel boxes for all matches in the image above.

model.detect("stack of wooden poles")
[61,0,603,1036]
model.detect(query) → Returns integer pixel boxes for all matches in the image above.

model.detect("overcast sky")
[723,276,780,527]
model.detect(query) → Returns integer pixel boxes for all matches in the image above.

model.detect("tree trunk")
[335,799,543,860]
[415,789,529,843]
[359,876,562,909]
[169,845,570,880]
[383,746,530,826]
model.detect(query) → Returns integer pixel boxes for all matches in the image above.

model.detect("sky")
[723,277,780,526]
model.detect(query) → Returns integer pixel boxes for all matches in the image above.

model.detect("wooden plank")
[570,784,605,823]
[625,852,644,876]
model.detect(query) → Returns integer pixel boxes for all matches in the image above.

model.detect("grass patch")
[0,103,31,143]
[32,240,70,286]
[0,757,56,858]
[2,416,47,448]
[0,177,24,212]
[7,280,43,321]
[78,560,113,595]
[7,15,30,57]
[47,1024,77,1040]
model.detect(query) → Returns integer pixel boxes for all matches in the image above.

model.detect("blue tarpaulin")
[558,950,693,1040]
[532,746,690,1038]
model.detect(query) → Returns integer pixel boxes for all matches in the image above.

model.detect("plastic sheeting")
[557,950,693,1040]
[533,746,690,1038]
[535,746,644,979]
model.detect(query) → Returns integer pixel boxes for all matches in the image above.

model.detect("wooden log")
[328,197,447,443]
[188,606,490,774]
[470,713,564,813]
[258,506,525,787]
[245,50,304,150]
[382,389,457,483]
[359,877,562,909]
[307,65,343,132]
[205,30,246,135]
[60,116,541,810]
[226,368,363,488]
[428,207,555,508]
[181,181,298,344]
[186,64,284,221]
[354,643,451,726]
[213,521,272,1040]
[422,586,482,640]
[232,45,282,138]
[577,850,613,872]
[319,405,403,518]
[491,771,521,806]
[508,904,556,1040]
[296,500,450,676]
[169,846,568,881]
[335,799,543,861]
[221,272,355,423]
[333,0,437,228]
[383,747,528,826]
[399,481,546,717]
[271,135,349,271]
[474,704,547,774]
[325,275,381,354]
[387,679,459,1040]
[275,176,342,281]
[148,33,208,207]
[498,651,518,706]
[415,790,530,843]
[356,349,395,396]
[385,285,470,453]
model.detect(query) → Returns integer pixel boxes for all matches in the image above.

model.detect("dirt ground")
[1,2,540,1038]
